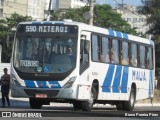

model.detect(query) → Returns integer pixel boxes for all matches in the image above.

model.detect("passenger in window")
[67,46,73,56]
[105,54,110,62]
[140,59,145,68]
[112,51,119,63]
[67,46,75,63]
[122,57,129,65]
[131,55,137,66]
[101,53,110,62]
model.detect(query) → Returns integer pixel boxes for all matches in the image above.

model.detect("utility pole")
[122,0,124,9]
[89,0,95,25]
[46,0,52,21]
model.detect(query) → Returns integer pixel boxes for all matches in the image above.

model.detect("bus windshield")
[13,24,78,75]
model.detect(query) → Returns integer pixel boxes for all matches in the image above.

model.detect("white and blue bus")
[10,20,155,111]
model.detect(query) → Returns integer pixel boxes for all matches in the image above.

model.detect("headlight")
[11,74,21,86]
[63,76,77,88]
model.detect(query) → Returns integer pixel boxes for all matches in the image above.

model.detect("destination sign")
[25,26,68,33]
[17,24,78,34]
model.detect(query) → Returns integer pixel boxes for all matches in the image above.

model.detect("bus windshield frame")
[13,24,78,80]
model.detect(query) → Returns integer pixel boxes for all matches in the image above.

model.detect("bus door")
[80,31,90,75]
[78,31,91,99]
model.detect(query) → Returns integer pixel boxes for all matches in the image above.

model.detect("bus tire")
[116,102,124,110]
[123,87,135,111]
[73,101,81,110]
[29,98,42,109]
[81,87,95,111]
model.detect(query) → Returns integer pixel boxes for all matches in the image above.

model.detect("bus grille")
[24,89,59,97]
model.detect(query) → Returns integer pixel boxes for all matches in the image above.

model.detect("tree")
[140,0,160,37]
[51,4,138,35]
[0,13,32,62]
[51,6,88,23]
[140,0,160,79]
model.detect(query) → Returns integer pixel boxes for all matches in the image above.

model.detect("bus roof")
[18,20,154,45]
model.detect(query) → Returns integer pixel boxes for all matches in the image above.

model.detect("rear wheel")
[116,102,124,110]
[29,98,42,109]
[123,87,136,111]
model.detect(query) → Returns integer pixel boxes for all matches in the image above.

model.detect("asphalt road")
[0,98,159,120]
[0,106,160,120]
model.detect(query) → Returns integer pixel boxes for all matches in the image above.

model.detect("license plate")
[35,93,47,98]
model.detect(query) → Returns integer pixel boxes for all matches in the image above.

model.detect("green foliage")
[51,4,138,35]
[141,0,160,37]
[94,4,138,35]
[0,13,32,62]
[6,13,32,30]
[51,6,89,23]
[140,0,160,79]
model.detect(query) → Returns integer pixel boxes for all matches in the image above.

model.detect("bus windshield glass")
[14,24,78,74]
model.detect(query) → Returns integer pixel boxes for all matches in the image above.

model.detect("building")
[48,0,87,11]
[1,0,46,21]
[115,4,149,34]
[0,0,87,21]
[0,0,4,18]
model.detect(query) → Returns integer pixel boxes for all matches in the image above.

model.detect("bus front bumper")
[11,83,79,100]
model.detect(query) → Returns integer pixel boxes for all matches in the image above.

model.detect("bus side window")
[121,41,129,65]
[91,35,99,62]
[131,43,138,67]
[101,37,110,62]
[139,45,146,68]
[111,39,119,64]
[147,47,153,69]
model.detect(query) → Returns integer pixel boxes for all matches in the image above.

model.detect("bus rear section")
[88,30,155,111]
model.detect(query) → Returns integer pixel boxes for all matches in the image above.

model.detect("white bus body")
[10,20,155,111]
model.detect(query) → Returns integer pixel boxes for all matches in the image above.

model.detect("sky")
[96,0,143,7]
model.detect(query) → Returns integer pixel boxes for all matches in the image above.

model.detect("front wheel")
[123,87,136,111]
[116,102,124,110]
[81,87,95,111]
[29,98,42,109]
[73,101,81,110]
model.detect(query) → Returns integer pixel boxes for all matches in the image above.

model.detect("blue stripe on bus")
[122,33,128,39]
[48,81,61,88]
[32,21,64,25]
[37,81,48,88]
[121,66,128,93]
[24,80,36,88]
[115,31,122,38]
[24,80,61,88]
[112,65,122,93]
[108,29,115,37]
[32,22,42,24]
[43,21,53,24]
[102,65,115,92]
